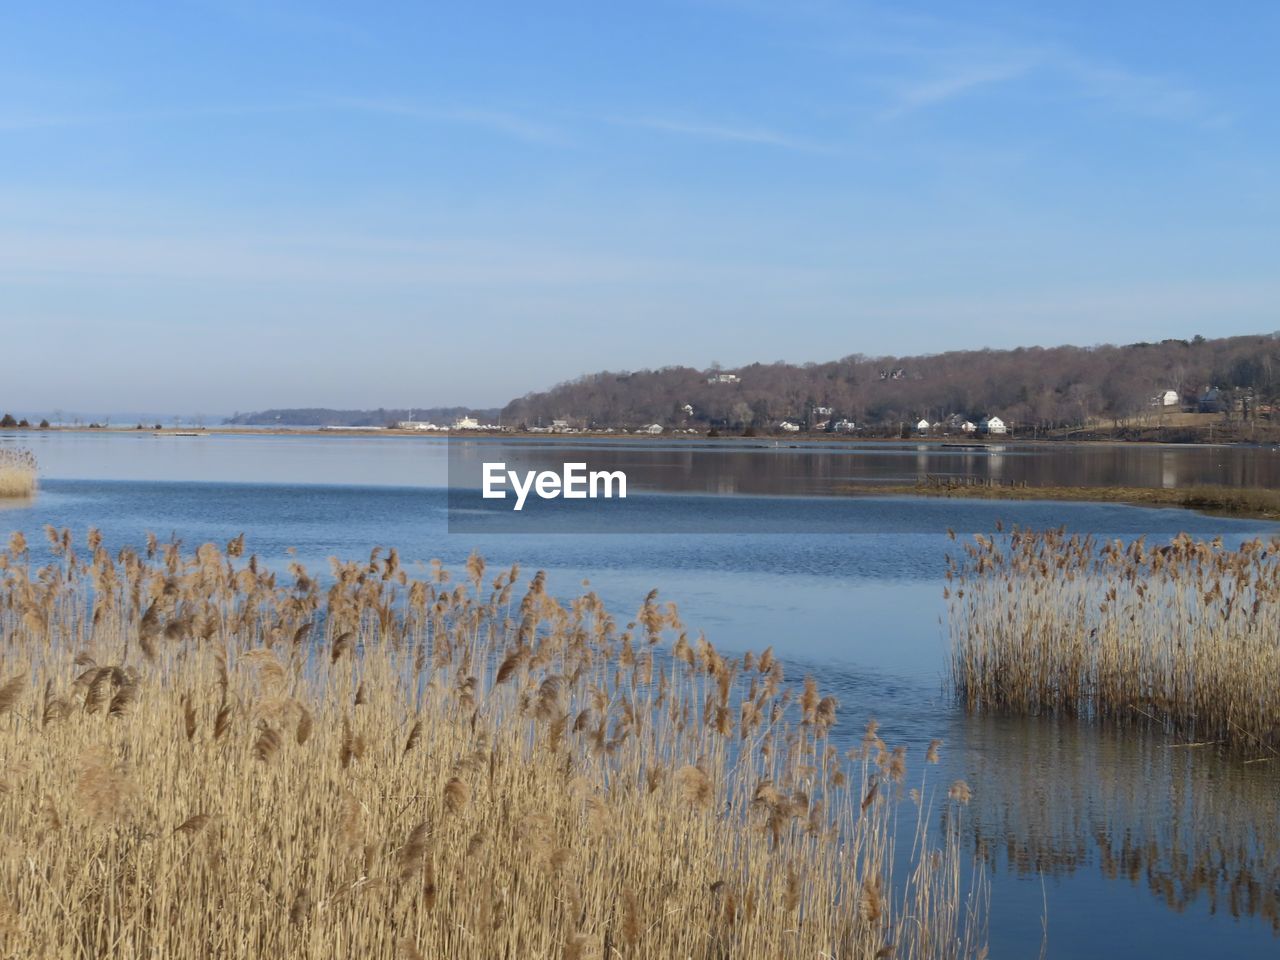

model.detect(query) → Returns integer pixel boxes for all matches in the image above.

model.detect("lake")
[3,429,1279,957]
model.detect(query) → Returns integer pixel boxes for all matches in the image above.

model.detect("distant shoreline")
[4,424,1274,450]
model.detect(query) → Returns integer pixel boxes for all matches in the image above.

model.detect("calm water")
[11,429,1280,492]
[4,430,1280,958]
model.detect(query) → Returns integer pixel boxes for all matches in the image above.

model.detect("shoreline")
[4,424,1275,449]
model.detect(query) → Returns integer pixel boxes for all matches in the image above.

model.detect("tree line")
[501,333,1280,432]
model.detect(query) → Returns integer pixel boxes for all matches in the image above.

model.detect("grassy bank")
[0,449,36,499]
[0,531,985,959]
[947,529,1280,755]
[843,479,1280,521]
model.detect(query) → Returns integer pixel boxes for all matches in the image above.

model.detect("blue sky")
[3,1,1278,412]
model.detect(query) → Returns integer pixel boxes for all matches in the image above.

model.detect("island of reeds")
[844,478,1280,522]
[0,449,36,499]
[0,529,986,959]
[947,528,1280,755]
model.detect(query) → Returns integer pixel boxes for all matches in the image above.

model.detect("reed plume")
[949,528,1280,754]
[0,448,36,499]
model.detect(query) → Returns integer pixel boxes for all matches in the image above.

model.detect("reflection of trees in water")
[453,441,1280,494]
[960,718,1280,930]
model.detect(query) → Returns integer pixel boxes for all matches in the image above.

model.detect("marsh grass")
[948,528,1280,754]
[849,479,1280,521]
[0,449,36,499]
[0,529,986,959]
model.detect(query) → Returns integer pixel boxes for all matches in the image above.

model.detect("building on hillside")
[1151,389,1180,407]
[979,416,1007,435]
[707,373,741,384]
[813,406,833,416]
[1198,387,1227,414]
[778,421,801,432]
[681,403,694,416]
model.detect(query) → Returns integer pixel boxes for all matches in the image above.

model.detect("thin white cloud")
[795,3,1225,129]
[0,97,572,144]
[0,103,305,132]
[613,115,825,151]
[884,59,1035,116]
[875,45,1224,128]
[336,97,567,145]
[1058,57,1223,126]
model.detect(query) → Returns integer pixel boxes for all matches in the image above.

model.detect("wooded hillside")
[501,334,1280,432]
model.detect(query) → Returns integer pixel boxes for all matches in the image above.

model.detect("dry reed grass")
[845,480,1280,521]
[0,529,986,959]
[948,528,1280,754]
[0,449,36,499]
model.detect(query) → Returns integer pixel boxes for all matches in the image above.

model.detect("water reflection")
[447,437,1280,496]
[960,716,1280,930]
[9,429,1280,494]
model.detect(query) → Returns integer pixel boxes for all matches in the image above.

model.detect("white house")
[916,418,931,433]
[778,421,801,432]
[813,406,833,417]
[706,373,741,384]
[452,416,480,430]
[642,423,663,434]
[960,420,977,433]
[1151,389,1180,407]
[681,403,694,416]
[550,419,571,432]
[979,416,1007,435]
[396,420,439,431]
[834,419,857,433]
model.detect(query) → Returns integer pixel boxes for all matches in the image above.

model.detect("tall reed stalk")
[948,528,1280,754]
[0,528,986,959]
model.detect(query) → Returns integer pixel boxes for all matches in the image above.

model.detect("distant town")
[239,332,1279,443]
[323,380,1234,441]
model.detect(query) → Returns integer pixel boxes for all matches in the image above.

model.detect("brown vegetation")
[0,449,36,499]
[948,529,1280,754]
[0,530,985,958]
[847,479,1280,521]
